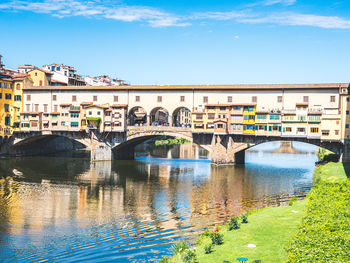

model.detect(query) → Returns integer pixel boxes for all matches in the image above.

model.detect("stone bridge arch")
[196,134,344,165]
[113,129,210,160]
[10,132,91,156]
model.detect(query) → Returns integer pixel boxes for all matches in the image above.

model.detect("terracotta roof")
[296,102,309,106]
[20,112,41,115]
[256,110,269,113]
[50,112,60,115]
[22,83,350,91]
[111,104,128,108]
[80,102,93,105]
[308,111,322,115]
[51,79,66,84]
[60,103,71,106]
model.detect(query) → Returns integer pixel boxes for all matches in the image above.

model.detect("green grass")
[190,201,305,263]
[313,162,349,185]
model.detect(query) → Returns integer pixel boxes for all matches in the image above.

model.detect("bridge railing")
[127,126,191,133]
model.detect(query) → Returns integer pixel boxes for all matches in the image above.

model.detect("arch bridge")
[10,127,345,165]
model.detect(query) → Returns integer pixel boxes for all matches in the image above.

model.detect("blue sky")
[1,0,350,85]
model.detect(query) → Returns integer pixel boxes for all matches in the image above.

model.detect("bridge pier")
[209,135,248,165]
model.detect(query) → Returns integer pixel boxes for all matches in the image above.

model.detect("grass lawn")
[194,200,306,263]
[313,162,349,184]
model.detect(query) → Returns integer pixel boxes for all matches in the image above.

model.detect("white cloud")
[0,0,187,27]
[234,35,240,39]
[1,0,350,30]
[264,0,296,6]
[240,13,350,29]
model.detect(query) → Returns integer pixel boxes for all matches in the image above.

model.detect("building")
[27,68,53,86]
[42,63,86,86]
[85,75,127,86]
[17,65,37,74]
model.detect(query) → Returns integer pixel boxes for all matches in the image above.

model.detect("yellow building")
[321,114,342,141]
[0,75,13,136]
[27,68,52,86]
[242,104,256,135]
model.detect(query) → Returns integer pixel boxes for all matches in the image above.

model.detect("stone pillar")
[91,142,112,161]
[168,115,173,127]
[235,150,245,164]
[146,115,150,127]
[210,135,235,165]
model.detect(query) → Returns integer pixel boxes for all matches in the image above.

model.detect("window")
[330,96,336,102]
[114,96,118,102]
[252,96,257,103]
[5,93,11,100]
[31,122,38,127]
[54,105,58,112]
[310,127,319,133]
[203,96,208,103]
[97,111,101,115]
[39,80,43,86]
[335,130,339,135]
[4,104,9,113]
[157,96,162,102]
[270,114,280,120]
[208,114,215,119]
[196,114,203,119]
[53,95,57,101]
[72,95,77,102]
[0,93,2,99]
[44,104,48,113]
[278,96,282,103]
[71,122,79,127]
[16,84,21,90]
[233,106,241,110]
[89,111,92,115]
[257,114,267,119]
[347,110,349,115]
[228,96,232,103]
[220,107,226,111]
[26,104,30,112]
[322,130,330,136]
[136,96,140,102]
[346,124,349,129]
[27,94,31,101]
[35,72,37,76]
[105,111,111,116]
[303,96,309,103]
[180,96,185,102]
[93,95,97,102]
[347,97,350,102]
[297,127,305,133]
[285,127,292,132]
[34,104,38,112]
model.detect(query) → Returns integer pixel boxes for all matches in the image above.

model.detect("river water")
[0,142,317,262]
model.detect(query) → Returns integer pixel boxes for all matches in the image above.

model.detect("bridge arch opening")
[150,107,169,126]
[11,135,88,157]
[172,107,191,128]
[128,106,147,126]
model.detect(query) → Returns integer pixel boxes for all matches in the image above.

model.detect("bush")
[229,216,240,230]
[210,231,224,245]
[182,249,197,263]
[204,243,213,254]
[160,256,171,263]
[172,241,189,255]
[289,196,297,206]
[241,215,248,224]
[285,181,350,262]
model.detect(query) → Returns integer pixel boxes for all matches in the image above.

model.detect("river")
[0,142,317,262]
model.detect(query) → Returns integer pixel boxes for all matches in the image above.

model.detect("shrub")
[241,215,248,224]
[172,241,189,255]
[160,256,171,263]
[229,216,240,230]
[210,231,224,245]
[202,228,211,237]
[182,249,197,263]
[289,196,297,206]
[285,181,350,262]
[204,243,213,254]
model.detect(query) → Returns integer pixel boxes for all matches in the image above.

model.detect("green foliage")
[202,228,211,237]
[317,148,337,163]
[172,240,189,255]
[210,231,224,245]
[182,249,197,263]
[286,181,350,262]
[159,256,171,263]
[228,216,240,230]
[289,196,297,206]
[313,162,348,185]
[155,138,191,146]
[241,215,248,224]
[204,243,213,254]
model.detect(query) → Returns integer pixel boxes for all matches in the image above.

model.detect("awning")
[51,121,58,124]
[43,121,49,124]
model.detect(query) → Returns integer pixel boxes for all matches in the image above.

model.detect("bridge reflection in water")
[0,142,317,262]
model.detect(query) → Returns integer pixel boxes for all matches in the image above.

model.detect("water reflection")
[0,142,317,262]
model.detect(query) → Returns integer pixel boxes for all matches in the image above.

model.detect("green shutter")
[283,127,286,132]
[269,126,272,131]
[264,125,267,131]
[278,126,282,132]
